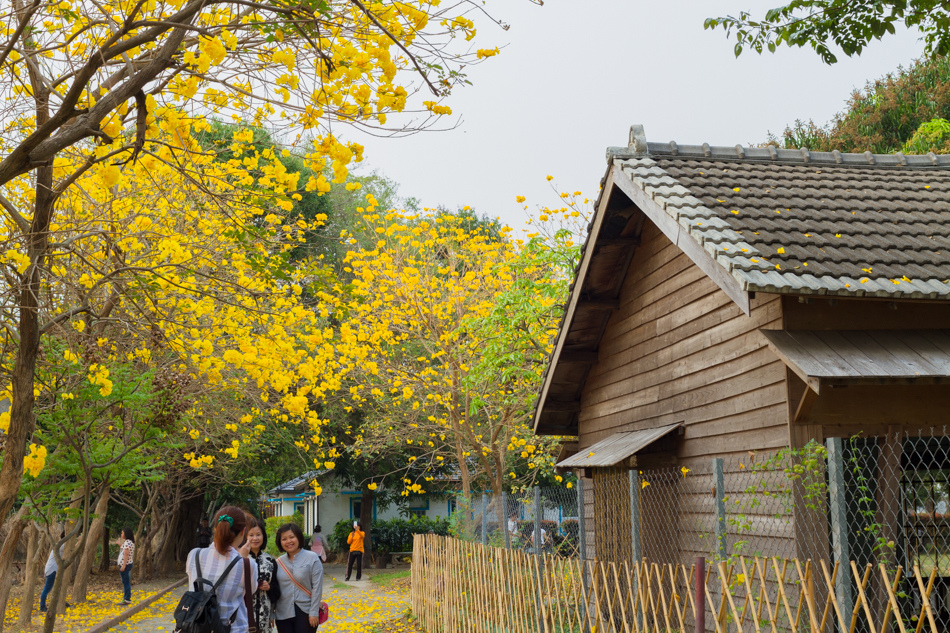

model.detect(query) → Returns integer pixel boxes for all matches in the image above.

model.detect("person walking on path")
[196,517,213,549]
[117,527,135,605]
[185,506,257,633]
[247,516,280,633]
[311,525,328,563]
[344,522,364,582]
[274,523,324,633]
[40,540,66,613]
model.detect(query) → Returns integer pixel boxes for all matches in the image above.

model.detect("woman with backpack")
[246,516,280,633]
[273,523,324,633]
[183,506,258,633]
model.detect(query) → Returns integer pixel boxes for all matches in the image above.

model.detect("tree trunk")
[18,524,44,627]
[360,487,374,558]
[0,163,55,523]
[41,555,68,633]
[154,503,180,574]
[98,527,110,573]
[0,507,28,633]
[55,494,84,614]
[72,481,110,602]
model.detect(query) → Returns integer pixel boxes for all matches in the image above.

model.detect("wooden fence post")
[826,437,854,623]
[713,458,726,561]
[695,556,706,633]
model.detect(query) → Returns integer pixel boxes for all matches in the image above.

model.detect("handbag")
[243,557,258,633]
[276,557,330,625]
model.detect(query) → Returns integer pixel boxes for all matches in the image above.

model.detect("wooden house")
[534,126,950,574]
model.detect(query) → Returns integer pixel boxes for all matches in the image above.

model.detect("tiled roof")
[607,140,950,299]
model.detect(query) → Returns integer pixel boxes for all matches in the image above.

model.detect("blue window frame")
[350,497,377,520]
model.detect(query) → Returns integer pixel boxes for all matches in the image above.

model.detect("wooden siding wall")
[578,221,787,463]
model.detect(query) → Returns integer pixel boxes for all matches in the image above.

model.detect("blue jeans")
[40,572,55,611]
[120,564,133,602]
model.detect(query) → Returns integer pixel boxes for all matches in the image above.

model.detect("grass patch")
[369,569,411,588]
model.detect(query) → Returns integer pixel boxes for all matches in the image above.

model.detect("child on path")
[345,522,364,582]
[117,527,135,605]
[273,523,324,633]
[185,506,257,633]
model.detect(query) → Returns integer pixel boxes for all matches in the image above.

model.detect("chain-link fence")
[453,428,950,631]
[471,484,581,558]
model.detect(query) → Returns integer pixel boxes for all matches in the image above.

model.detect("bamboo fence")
[410,535,942,633]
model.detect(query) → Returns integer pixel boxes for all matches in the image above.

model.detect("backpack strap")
[212,556,242,591]
[193,548,242,592]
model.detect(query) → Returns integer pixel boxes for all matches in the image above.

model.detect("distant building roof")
[267,470,324,495]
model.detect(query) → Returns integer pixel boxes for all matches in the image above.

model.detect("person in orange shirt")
[345,522,364,581]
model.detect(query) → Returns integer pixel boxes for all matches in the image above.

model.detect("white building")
[262,471,456,538]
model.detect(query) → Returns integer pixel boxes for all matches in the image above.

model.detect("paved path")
[103,564,411,633]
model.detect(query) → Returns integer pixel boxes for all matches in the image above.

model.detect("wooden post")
[827,437,854,622]
[695,556,706,633]
[481,493,488,547]
[577,476,590,632]
[713,458,726,561]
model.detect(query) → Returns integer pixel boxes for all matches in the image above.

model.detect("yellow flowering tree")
[326,206,581,507]
[0,0,509,524]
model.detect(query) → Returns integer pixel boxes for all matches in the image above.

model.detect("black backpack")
[173,550,241,633]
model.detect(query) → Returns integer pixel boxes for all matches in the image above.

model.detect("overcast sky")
[348,1,925,228]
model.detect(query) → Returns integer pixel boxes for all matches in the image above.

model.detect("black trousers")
[345,551,362,580]
[275,604,316,633]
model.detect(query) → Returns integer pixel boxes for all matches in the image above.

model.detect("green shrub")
[330,518,354,552]
[265,515,307,556]
[330,516,449,554]
[902,118,950,154]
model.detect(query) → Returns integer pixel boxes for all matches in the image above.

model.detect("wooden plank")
[786,330,864,378]
[892,330,950,374]
[611,165,751,315]
[867,330,943,375]
[838,330,917,377]
[812,330,882,376]
[760,330,829,388]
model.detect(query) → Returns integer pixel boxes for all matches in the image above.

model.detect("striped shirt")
[186,547,258,633]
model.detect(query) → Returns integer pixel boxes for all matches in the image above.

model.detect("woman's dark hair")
[315,524,322,533]
[275,523,305,554]
[213,506,247,555]
[121,527,134,542]
[246,516,268,547]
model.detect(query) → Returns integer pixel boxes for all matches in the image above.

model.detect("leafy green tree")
[706,0,950,64]
[777,56,950,153]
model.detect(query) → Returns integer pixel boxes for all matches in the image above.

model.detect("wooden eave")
[533,159,754,436]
